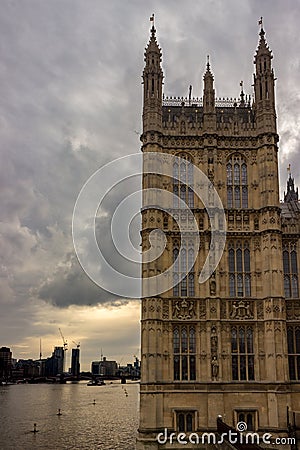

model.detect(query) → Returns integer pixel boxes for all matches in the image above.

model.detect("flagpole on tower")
[150,13,155,28]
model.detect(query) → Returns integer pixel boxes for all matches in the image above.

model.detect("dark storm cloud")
[0,0,299,362]
[38,253,124,307]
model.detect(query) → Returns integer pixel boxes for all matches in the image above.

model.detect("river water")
[0,381,139,450]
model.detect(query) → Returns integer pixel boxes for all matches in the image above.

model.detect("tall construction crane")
[72,340,80,349]
[59,328,68,373]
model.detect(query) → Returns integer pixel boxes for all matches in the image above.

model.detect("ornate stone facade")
[137,22,300,450]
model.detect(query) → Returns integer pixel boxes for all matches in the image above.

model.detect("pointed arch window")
[228,241,251,297]
[173,241,195,297]
[283,242,299,299]
[173,154,194,208]
[227,155,248,208]
[173,325,196,381]
[231,326,254,381]
[287,326,300,380]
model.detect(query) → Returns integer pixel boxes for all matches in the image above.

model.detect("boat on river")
[87,379,106,386]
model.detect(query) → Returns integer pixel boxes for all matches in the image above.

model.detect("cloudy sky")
[1,0,299,371]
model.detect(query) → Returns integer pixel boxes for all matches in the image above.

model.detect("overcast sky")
[1,0,299,371]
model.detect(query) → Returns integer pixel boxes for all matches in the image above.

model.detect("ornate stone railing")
[162,95,202,107]
[162,94,250,108]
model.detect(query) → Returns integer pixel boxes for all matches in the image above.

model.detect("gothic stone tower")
[138,22,300,449]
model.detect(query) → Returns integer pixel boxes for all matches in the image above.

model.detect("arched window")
[181,327,188,353]
[173,154,194,208]
[173,241,195,297]
[173,328,180,353]
[287,326,300,380]
[283,243,299,298]
[228,241,251,297]
[173,325,196,381]
[227,155,248,208]
[231,326,255,380]
[173,247,179,297]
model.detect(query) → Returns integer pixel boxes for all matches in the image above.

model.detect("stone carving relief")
[199,300,206,319]
[216,180,225,190]
[162,300,169,319]
[210,301,217,318]
[220,300,227,319]
[211,327,218,353]
[211,356,219,380]
[208,166,214,181]
[266,321,273,332]
[273,302,281,315]
[230,300,253,319]
[172,299,196,320]
[163,350,169,360]
[200,350,207,360]
[257,300,264,319]
[149,303,155,312]
[211,326,219,380]
[221,351,229,359]
[274,321,281,332]
[163,322,169,334]
[254,238,261,251]
[221,323,229,333]
[265,304,272,314]
[200,323,206,333]
[286,300,300,320]
[210,273,216,296]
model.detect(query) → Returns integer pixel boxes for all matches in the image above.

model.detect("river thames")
[0,382,139,450]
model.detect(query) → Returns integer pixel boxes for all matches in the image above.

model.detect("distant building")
[53,346,64,375]
[12,359,40,379]
[0,347,12,379]
[91,356,117,377]
[119,357,141,379]
[42,346,64,377]
[71,348,80,377]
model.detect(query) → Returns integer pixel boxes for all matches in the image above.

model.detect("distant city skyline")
[1,343,139,374]
[1,1,300,371]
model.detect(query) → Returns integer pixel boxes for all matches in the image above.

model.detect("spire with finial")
[203,55,216,128]
[203,54,214,89]
[143,13,163,97]
[144,14,161,61]
[142,14,163,132]
[206,54,210,72]
[254,17,272,68]
[284,165,299,203]
[253,18,276,131]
